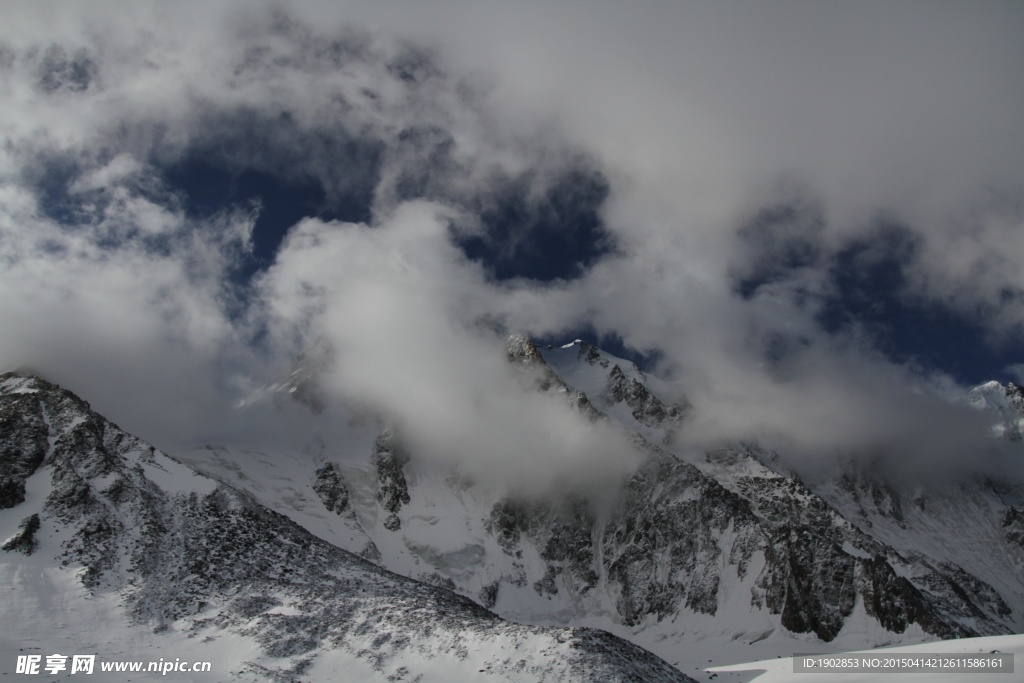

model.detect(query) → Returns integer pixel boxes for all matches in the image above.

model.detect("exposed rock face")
[1003,507,1024,587]
[373,428,410,517]
[760,527,856,641]
[858,556,936,634]
[2,513,40,554]
[0,372,697,682]
[312,463,350,514]
[1005,507,1024,552]
[480,439,1015,643]
[479,580,500,609]
[0,477,26,509]
[607,365,688,429]
[488,498,529,556]
[0,375,58,509]
[581,343,604,366]
[835,469,906,527]
[507,333,564,392]
[1006,381,1024,441]
[604,453,746,624]
[506,333,546,366]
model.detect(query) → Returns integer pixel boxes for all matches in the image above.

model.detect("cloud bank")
[1,1,1022,485]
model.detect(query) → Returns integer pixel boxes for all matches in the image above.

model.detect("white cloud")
[1007,365,1024,385]
[0,1,1021,484]
[254,202,640,491]
[0,174,253,451]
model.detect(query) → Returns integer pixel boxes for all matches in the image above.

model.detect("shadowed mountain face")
[0,372,695,683]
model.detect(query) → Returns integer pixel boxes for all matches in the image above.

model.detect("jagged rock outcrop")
[607,364,688,429]
[373,428,410,520]
[507,333,564,392]
[576,341,606,367]
[0,375,56,508]
[2,513,40,554]
[312,463,350,514]
[485,440,1016,642]
[605,453,749,623]
[506,333,547,366]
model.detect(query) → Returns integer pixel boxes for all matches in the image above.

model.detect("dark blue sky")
[814,226,1023,385]
[733,201,1024,386]
[163,159,351,281]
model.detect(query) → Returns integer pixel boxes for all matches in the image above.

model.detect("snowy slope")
[0,372,696,682]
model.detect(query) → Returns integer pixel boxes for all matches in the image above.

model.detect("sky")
[1,1,1022,485]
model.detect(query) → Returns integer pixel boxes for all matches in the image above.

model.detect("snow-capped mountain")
[156,336,1024,678]
[0,372,695,682]
[4,338,1023,681]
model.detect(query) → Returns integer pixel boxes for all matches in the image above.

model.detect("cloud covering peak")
[1,1,1022,484]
